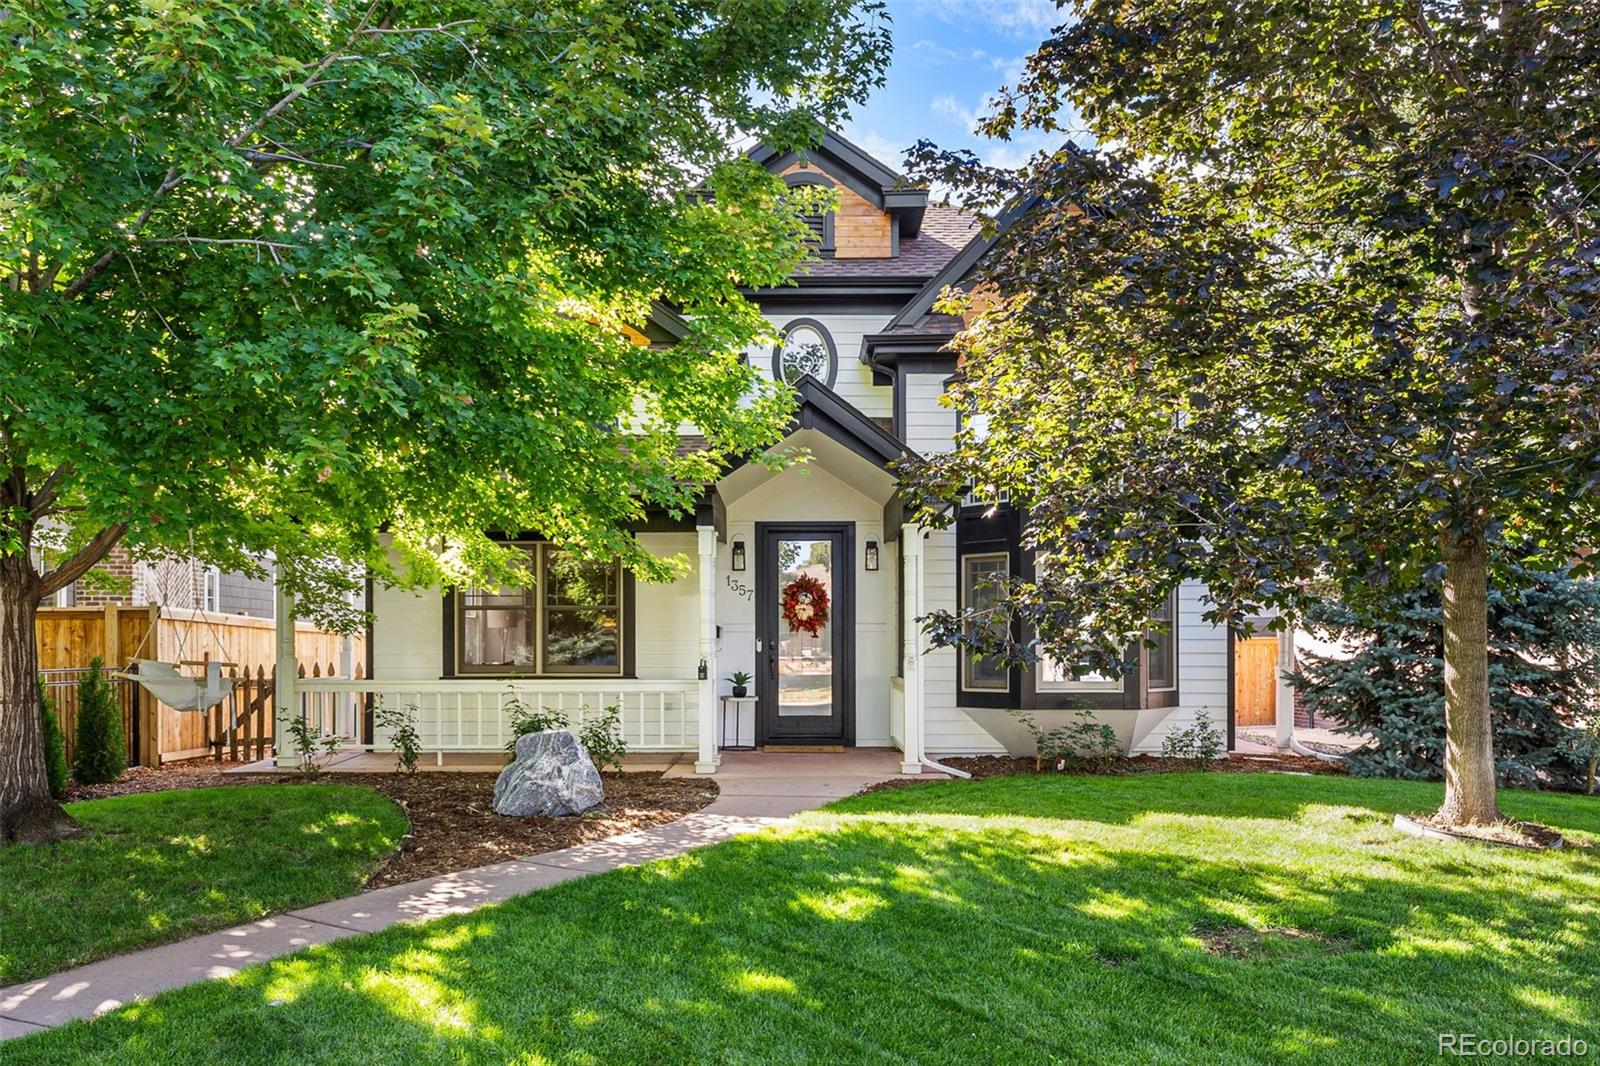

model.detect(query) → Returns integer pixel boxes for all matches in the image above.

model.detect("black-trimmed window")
[773,318,838,387]
[1147,590,1177,691]
[456,544,623,676]
[960,552,1010,691]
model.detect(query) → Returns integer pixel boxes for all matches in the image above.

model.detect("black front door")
[756,523,854,745]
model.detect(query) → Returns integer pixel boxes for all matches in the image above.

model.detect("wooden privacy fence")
[39,667,140,769]
[1234,635,1280,728]
[35,605,364,765]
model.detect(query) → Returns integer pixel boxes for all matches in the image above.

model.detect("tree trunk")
[1435,530,1502,826]
[0,555,84,843]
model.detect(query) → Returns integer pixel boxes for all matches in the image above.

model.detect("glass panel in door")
[776,537,834,719]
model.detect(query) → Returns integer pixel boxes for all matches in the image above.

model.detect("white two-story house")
[286,130,1235,772]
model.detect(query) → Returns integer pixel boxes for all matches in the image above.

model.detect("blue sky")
[840,1,1083,176]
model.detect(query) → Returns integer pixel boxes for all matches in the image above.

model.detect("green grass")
[1,785,407,984]
[8,774,1600,1064]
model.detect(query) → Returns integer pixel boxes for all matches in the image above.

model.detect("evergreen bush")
[39,681,69,798]
[71,657,126,784]
[1290,565,1599,789]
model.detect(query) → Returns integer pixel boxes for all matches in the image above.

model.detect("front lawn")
[9,774,1600,1064]
[1,784,406,984]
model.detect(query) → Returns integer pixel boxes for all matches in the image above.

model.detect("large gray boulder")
[493,729,605,817]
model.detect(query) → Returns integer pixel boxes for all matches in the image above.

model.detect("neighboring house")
[42,543,276,619]
[319,130,1235,772]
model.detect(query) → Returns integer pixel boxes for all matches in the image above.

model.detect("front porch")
[269,380,936,776]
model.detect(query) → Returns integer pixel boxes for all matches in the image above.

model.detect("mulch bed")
[61,765,719,888]
[939,751,1348,780]
[1397,811,1572,852]
[855,751,1342,796]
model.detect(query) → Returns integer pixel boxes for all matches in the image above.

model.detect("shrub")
[72,658,126,784]
[1161,710,1224,768]
[374,700,422,775]
[284,714,340,776]
[1012,708,1122,771]
[505,692,568,756]
[38,681,68,798]
[578,704,627,772]
[1289,564,1598,789]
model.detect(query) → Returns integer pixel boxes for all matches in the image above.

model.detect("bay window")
[960,552,1010,692]
[1147,590,1176,691]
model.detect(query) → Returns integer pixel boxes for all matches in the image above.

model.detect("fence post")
[273,583,298,768]
[140,606,160,766]
[103,604,121,669]
[262,659,275,758]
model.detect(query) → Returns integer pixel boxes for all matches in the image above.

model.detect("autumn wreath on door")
[781,574,830,637]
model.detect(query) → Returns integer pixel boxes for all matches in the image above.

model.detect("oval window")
[773,320,837,387]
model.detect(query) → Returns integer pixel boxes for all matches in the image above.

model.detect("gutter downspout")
[922,754,972,779]
[1289,736,1346,763]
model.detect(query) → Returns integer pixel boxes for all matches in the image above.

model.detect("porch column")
[1274,627,1295,750]
[694,524,719,774]
[272,578,299,768]
[899,522,925,774]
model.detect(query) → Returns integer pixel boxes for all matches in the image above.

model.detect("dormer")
[749,130,929,260]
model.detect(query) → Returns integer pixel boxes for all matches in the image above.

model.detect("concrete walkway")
[0,750,936,1041]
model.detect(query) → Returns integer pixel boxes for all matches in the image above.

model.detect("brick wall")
[65,545,139,607]
[63,551,271,616]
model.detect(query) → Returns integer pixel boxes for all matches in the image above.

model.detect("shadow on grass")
[829,769,1600,835]
[0,785,406,985]
[15,777,1600,1065]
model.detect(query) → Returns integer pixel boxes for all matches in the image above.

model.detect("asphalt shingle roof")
[795,204,978,280]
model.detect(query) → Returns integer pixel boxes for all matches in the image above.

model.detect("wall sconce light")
[731,539,746,571]
[865,540,880,571]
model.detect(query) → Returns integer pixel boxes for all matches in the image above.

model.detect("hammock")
[112,549,240,713]
[123,658,235,713]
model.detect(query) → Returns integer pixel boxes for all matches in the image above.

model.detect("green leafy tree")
[0,1,890,841]
[37,681,67,799]
[906,1,1600,827]
[71,659,126,786]
[1291,565,1599,789]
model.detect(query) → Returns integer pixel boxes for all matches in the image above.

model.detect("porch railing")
[294,678,702,756]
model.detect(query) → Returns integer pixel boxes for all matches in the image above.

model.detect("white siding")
[753,312,893,419]
[920,529,1004,754]
[371,534,701,684]
[1129,580,1230,754]
[902,372,958,455]
[633,533,700,679]
[372,582,444,681]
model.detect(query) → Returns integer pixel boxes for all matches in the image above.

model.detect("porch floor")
[226,751,692,774]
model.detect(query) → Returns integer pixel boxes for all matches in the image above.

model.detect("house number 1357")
[725,574,752,600]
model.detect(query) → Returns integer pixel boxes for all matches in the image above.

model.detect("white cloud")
[840,123,914,173]
[906,0,1066,41]
[933,91,1018,137]
[990,53,1029,83]
[910,39,991,64]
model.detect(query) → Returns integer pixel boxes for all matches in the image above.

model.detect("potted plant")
[727,671,752,698]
